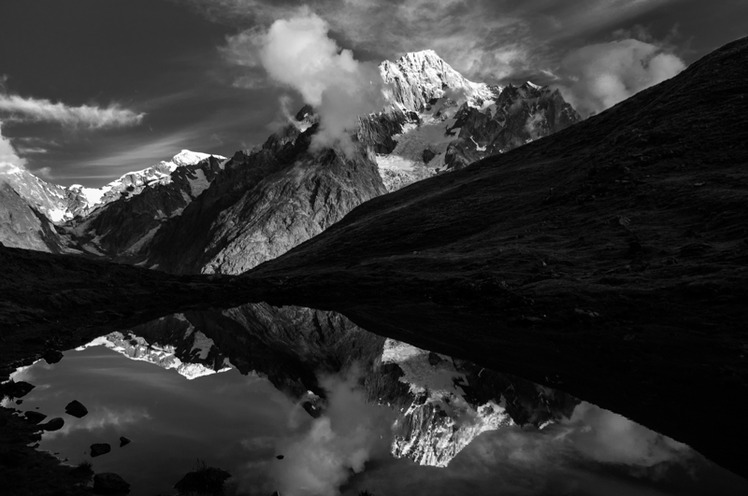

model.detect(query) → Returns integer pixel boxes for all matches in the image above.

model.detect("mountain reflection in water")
[4,302,746,496]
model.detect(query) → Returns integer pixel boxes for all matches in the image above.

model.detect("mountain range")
[0,50,579,275]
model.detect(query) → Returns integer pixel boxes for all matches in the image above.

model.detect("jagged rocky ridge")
[81,303,577,467]
[373,50,580,191]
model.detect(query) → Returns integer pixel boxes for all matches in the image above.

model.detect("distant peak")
[397,49,448,66]
[401,49,440,58]
[169,149,225,168]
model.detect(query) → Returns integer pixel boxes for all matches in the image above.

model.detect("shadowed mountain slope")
[244,37,748,476]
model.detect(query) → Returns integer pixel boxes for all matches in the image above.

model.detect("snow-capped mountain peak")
[380,50,497,112]
[170,149,216,168]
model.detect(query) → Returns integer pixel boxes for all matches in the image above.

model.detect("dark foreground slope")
[0,244,258,377]
[246,38,748,475]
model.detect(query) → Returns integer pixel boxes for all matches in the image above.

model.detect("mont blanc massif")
[1,28,748,496]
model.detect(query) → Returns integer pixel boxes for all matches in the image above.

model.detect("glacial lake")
[3,303,747,496]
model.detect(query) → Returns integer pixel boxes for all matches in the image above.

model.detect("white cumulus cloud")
[270,369,393,496]
[224,8,385,155]
[558,38,686,116]
[0,121,26,173]
[0,93,145,129]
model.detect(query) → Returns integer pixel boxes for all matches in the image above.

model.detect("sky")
[0,0,747,186]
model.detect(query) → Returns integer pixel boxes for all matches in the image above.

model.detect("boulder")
[65,400,88,418]
[90,443,111,458]
[24,411,47,424]
[0,380,34,399]
[42,349,64,364]
[39,417,64,431]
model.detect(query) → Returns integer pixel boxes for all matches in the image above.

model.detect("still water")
[3,303,747,495]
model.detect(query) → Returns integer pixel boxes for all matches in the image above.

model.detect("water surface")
[4,303,746,496]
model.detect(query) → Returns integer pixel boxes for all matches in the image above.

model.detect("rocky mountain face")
[143,123,387,275]
[90,303,577,467]
[65,154,226,259]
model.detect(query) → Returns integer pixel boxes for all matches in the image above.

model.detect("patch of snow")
[469,136,487,152]
[187,168,210,197]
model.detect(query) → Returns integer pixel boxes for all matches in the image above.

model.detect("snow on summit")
[380,50,497,112]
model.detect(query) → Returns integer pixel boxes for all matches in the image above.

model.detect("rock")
[0,380,34,399]
[422,148,436,164]
[427,352,443,366]
[90,443,111,457]
[119,436,131,447]
[65,400,88,418]
[40,417,64,431]
[24,411,47,424]
[275,455,284,460]
[42,349,64,364]
[93,473,130,494]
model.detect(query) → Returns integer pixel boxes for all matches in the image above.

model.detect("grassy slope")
[245,37,748,476]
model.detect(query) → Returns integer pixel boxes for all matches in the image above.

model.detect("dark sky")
[1,0,747,186]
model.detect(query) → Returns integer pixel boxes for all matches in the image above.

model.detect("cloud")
[557,38,686,116]
[0,121,26,172]
[225,8,385,155]
[189,0,677,84]
[43,407,152,440]
[562,402,691,467]
[269,368,394,496]
[0,93,145,129]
